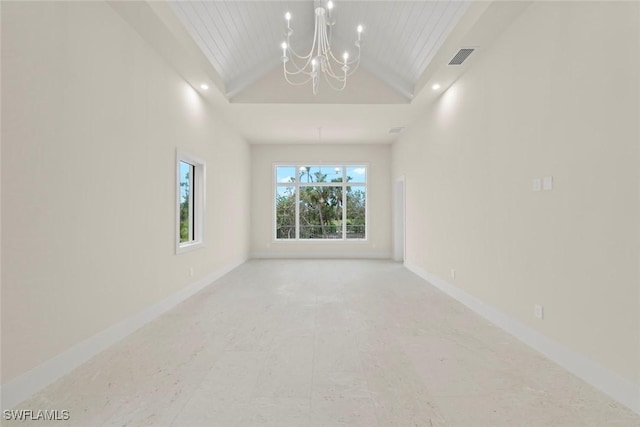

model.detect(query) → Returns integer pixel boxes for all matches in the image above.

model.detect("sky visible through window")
[276,165,366,183]
[180,161,191,202]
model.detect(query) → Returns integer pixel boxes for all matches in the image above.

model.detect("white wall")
[251,144,391,258]
[1,1,250,385]
[393,0,639,392]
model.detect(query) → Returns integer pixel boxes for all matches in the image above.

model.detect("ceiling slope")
[168,0,470,103]
[111,0,532,144]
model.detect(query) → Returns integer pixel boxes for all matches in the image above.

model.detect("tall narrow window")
[176,152,205,253]
[179,161,195,243]
[274,164,367,240]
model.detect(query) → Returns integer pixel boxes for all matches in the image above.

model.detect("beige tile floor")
[7,260,640,426]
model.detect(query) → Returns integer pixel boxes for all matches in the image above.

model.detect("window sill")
[176,241,204,255]
[273,239,369,244]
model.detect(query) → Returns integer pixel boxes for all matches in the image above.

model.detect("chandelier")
[280,1,362,94]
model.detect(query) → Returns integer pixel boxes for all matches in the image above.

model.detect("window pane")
[298,166,342,183]
[346,186,366,239]
[179,161,194,243]
[299,186,343,239]
[346,166,366,183]
[276,166,296,184]
[275,186,296,239]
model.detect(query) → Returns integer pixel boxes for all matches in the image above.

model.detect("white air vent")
[389,127,405,134]
[448,48,475,65]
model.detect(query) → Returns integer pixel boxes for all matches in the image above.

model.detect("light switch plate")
[533,178,541,192]
[543,176,553,190]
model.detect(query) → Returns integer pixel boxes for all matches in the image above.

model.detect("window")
[176,151,205,253]
[275,164,367,240]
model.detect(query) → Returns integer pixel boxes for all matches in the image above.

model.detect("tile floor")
[7,260,640,426]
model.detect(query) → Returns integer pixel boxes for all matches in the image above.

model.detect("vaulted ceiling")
[168,1,470,103]
[110,1,532,143]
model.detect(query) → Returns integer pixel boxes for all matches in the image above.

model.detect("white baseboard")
[404,261,640,415]
[0,257,247,411]
[250,251,391,260]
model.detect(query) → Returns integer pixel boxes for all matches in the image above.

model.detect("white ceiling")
[169,0,470,102]
[111,1,532,144]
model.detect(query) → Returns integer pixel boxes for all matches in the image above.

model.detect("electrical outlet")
[534,304,544,320]
[451,269,456,279]
[189,267,194,277]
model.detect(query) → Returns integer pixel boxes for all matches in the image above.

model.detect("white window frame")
[176,150,206,254]
[273,163,368,242]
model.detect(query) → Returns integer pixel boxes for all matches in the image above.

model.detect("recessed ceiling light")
[432,83,441,90]
[200,84,209,90]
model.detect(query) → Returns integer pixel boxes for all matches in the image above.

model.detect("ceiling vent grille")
[448,48,475,65]
[389,127,405,134]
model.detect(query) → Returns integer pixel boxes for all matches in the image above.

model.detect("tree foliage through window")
[275,165,366,240]
[179,161,194,243]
